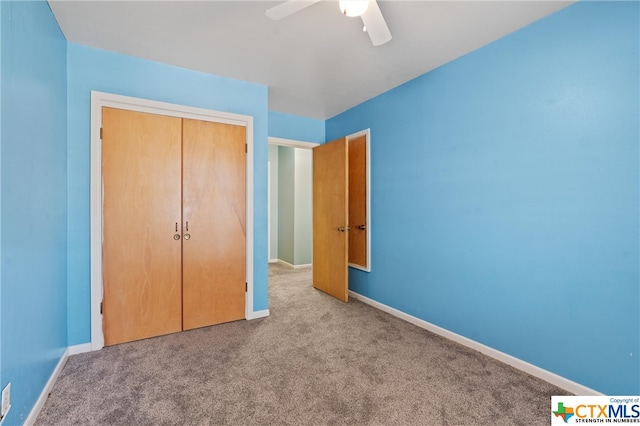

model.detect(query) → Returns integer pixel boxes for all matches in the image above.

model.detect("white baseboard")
[276,259,311,269]
[24,343,94,425]
[348,290,602,396]
[268,259,278,264]
[276,259,296,268]
[68,343,93,355]
[292,263,312,269]
[24,348,69,425]
[247,309,270,320]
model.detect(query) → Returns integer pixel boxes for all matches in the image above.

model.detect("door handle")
[184,234,191,240]
[358,224,366,230]
[338,226,351,232]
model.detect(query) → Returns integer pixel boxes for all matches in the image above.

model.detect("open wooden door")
[312,137,349,302]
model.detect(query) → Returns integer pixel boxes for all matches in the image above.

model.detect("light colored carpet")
[36,263,569,425]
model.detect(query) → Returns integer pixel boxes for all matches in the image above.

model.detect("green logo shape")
[553,402,575,423]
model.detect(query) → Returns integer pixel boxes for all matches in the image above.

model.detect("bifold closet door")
[103,109,246,345]
[182,119,247,330]
[102,107,183,346]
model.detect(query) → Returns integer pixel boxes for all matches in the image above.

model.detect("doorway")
[268,137,318,268]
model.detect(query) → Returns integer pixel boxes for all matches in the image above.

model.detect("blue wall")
[0,3,636,423]
[327,1,639,394]
[0,0,4,401]
[66,44,269,345]
[0,1,68,423]
[268,111,325,143]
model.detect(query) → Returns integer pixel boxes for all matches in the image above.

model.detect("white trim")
[268,136,319,149]
[268,259,279,264]
[24,348,70,425]
[346,129,371,272]
[246,118,255,324]
[91,91,256,350]
[349,263,369,271]
[292,263,312,269]
[268,161,271,262]
[246,309,270,320]
[276,259,312,269]
[277,259,296,268]
[349,290,603,396]
[67,343,93,356]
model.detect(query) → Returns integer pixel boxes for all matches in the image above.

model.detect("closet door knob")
[184,234,191,240]
[173,234,181,240]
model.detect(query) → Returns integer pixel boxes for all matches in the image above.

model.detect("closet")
[101,107,246,346]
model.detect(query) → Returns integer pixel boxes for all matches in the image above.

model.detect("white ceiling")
[49,0,574,120]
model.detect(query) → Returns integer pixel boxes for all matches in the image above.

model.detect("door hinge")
[245,282,248,292]
[100,128,103,139]
[100,302,103,314]
[245,143,247,153]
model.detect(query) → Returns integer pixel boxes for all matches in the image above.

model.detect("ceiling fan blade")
[361,0,392,46]
[265,1,322,20]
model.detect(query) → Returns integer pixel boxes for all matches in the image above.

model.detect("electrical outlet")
[1,383,11,419]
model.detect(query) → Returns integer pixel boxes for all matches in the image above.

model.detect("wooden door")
[182,119,246,330]
[102,107,183,346]
[313,137,349,302]
[348,135,367,268]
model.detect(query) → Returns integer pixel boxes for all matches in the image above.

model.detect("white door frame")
[268,136,320,150]
[90,91,255,350]
[267,137,318,268]
[268,161,271,262]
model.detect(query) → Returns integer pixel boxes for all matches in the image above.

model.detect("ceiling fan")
[265,0,392,47]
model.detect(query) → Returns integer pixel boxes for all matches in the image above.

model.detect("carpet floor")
[35,263,570,425]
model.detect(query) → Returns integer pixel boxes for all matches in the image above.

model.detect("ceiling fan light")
[339,0,369,17]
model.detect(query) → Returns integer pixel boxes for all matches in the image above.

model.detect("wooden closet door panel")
[348,135,367,268]
[102,107,183,346]
[182,119,246,330]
